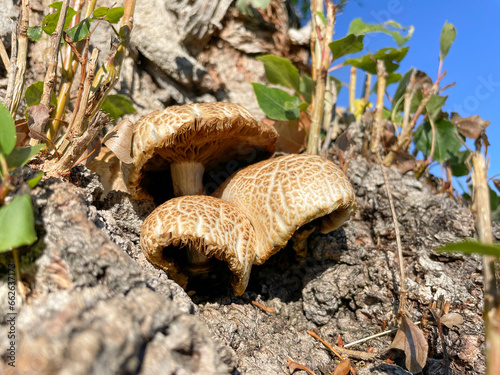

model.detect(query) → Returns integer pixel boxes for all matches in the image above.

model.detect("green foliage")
[24,81,57,108]
[299,74,313,104]
[27,172,44,189]
[348,18,414,47]
[436,240,500,258]
[66,18,91,42]
[491,186,499,211]
[236,0,272,15]
[391,68,414,113]
[0,102,16,155]
[257,55,300,92]
[251,83,300,121]
[0,195,38,252]
[92,7,124,23]
[413,118,462,163]
[439,22,456,60]
[27,26,43,41]
[6,145,45,169]
[328,34,364,60]
[344,47,409,74]
[42,2,80,35]
[449,150,470,177]
[101,94,136,122]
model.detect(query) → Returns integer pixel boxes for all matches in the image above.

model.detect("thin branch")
[369,60,387,154]
[348,65,356,115]
[0,37,10,72]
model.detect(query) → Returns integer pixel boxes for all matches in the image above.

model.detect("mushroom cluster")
[131,103,358,296]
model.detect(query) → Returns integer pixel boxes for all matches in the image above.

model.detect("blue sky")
[316,0,499,192]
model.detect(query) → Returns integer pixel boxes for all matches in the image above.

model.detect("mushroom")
[213,154,358,265]
[140,195,258,296]
[129,102,278,202]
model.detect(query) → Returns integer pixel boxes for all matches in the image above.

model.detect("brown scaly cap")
[213,154,358,265]
[129,102,278,200]
[140,195,258,296]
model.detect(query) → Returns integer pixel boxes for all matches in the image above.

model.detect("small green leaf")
[425,95,448,120]
[24,81,57,110]
[27,26,43,41]
[0,102,16,155]
[299,74,313,104]
[329,34,364,60]
[344,47,409,74]
[257,55,300,91]
[297,102,309,111]
[491,186,499,211]
[101,94,136,122]
[440,22,456,60]
[347,18,414,47]
[5,144,45,169]
[449,150,470,177]
[391,68,414,113]
[0,195,37,252]
[413,118,463,163]
[65,18,91,42]
[101,7,124,23]
[42,2,79,35]
[251,83,300,121]
[436,240,500,258]
[27,172,44,188]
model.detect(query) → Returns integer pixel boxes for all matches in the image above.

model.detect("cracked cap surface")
[129,102,278,200]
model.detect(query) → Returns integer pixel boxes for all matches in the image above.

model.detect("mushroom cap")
[129,102,278,200]
[140,195,258,296]
[213,154,358,264]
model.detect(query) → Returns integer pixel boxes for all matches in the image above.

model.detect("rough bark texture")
[0,1,498,374]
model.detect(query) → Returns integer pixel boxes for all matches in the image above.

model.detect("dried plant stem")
[369,60,387,154]
[4,26,18,111]
[307,1,335,155]
[0,37,10,72]
[349,66,356,115]
[307,330,344,360]
[53,111,109,173]
[6,0,29,118]
[362,73,372,102]
[321,80,338,157]
[31,0,70,146]
[471,152,500,374]
[378,157,406,315]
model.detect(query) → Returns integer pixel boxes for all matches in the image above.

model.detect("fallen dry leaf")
[393,151,416,174]
[333,358,351,375]
[450,112,490,140]
[493,179,500,192]
[27,103,51,140]
[102,118,134,164]
[286,356,316,375]
[440,312,464,329]
[335,131,351,152]
[389,315,428,374]
[273,120,307,153]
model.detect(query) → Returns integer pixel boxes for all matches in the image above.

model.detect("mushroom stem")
[186,246,211,274]
[170,161,205,196]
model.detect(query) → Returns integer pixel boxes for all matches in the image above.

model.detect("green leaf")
[0,102,16,155]
[101,94,136,122]
[0,194,37,252]
[449,150,470,177]
[251,83,300,121]
[391,68,414,113]
[257,55,300,91]
[329,34,364,60]
[297,102,309,111]
[299,74,313,104]
[5,144,45,169]
[42,2,79,35]
[27,26,43,41]
[65,18,91,42]
[347,18,414,47]
[92,7,124,23]
[27,172,44,188]
[440,22,456,60]
[425,95,448,120]
[436,240,500,258]
[24,81,57,109]
[344,47,409,74]
[413,118,463,163]
[491,186,499,211]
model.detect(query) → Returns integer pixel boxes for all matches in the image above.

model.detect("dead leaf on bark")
[286,356,315,375]
[102,119,134,164]
[440,312,464,329]
[393,151,416,174]
[414,70,433,92]
[493,179,500,192]
[333,358,351,375]
[27,104,51,140]
[389,315,428,374]
[15,119,30,148]
[273,120,307,153]
[335,131,351,152]
[450,112,490,140]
